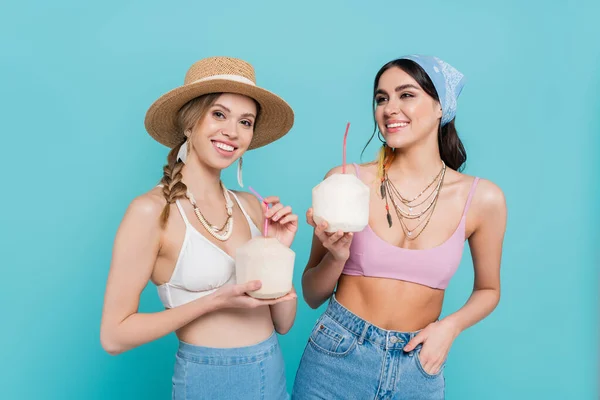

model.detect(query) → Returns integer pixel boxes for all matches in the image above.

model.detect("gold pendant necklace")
[381,162,446,240]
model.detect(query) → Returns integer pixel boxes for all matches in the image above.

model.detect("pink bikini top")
[342,164,480,290]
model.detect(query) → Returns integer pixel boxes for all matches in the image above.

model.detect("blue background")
[1,0,598,399]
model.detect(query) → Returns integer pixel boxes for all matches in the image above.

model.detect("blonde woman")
[101,57,297,399]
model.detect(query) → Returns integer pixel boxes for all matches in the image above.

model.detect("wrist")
[205,291,225,312]
[325,251,348,267]
[440,316,463,338]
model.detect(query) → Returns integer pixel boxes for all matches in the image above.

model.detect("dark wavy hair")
[363,59,466,171]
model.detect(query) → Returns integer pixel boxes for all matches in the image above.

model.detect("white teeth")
[387,122,409,128]
[214,142,234,152]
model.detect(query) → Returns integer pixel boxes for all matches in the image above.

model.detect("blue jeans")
[292,295,445,399]
[172,331,289,400]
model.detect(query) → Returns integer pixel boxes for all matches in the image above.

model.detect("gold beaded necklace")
[185,181,234,241]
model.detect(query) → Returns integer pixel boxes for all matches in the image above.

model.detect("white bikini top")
[157,191,261,308]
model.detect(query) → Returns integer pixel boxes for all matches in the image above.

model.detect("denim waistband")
[177,330,279,365]
[325,295,422,350]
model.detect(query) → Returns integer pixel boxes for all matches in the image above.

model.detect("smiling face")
[374,66,442,150]
[182,93,258,171]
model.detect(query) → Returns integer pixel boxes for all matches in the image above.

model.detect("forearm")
[302,252,346,309]
[442,288,500,333]
[101,294,221,355]
[269,290,297,335]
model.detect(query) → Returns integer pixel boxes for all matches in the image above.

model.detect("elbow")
[302,287,324,309]
[104,347,123,356]
[100,330,126,356]
[301,277,322,310]
[493,289,501,307]
[275,325,292,335]
[273,315,296,335]
[304,294,323,310]
[101,337,124,356]
[485,286,501,305]
[307,300,320,310]
[475,286,501,310]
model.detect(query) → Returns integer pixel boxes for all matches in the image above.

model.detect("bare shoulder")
[471,177,506,214]
[124,187,166,225]
[456,173,507,232]
[324,165,345,179]
[446,170,505,210]
[231,190,263,224]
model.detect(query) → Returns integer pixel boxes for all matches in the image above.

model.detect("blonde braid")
[158,93,221,227]
[159,141,188,228]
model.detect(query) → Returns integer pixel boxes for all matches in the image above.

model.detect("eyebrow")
[213,103,256,119]
[375,84,421,96]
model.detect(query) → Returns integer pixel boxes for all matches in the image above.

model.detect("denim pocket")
[414,346,445,379]
[308,314,357,357]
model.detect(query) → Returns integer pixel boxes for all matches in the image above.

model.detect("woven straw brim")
[144,79,294,150]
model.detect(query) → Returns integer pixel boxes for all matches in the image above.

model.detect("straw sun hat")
[144,57,294,150]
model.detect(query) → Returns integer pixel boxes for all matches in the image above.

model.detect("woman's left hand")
[262,196,298,248]
[403,319,461,375]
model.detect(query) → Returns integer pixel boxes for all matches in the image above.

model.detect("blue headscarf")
[400,55,466,126]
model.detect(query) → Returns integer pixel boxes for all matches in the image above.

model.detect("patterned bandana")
[400,55,466,126]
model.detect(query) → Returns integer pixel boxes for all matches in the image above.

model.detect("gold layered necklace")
[185,181,234,241]
[380,162,446,240]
